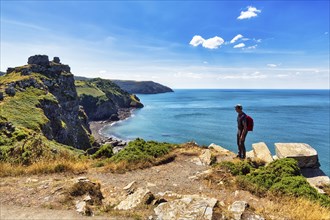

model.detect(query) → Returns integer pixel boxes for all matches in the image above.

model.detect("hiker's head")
[235,104,243,112]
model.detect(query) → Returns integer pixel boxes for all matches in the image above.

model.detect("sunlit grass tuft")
[0,159,90,177]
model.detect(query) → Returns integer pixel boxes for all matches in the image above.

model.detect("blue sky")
[1,1,329,89]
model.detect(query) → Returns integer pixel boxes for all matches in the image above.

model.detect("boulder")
[252,142,274,164]
[275,143,320,168]
[199,149,212,165]
[228,201,248,220]
[5,85,15,96]
[208,143,233,155]
[123,181,137,194]
[301,168,330,194]
[115,188,154,210]
[28,55,49,66]
[6,67,15,74]
[246,150,254,159]
[154,195,217,220]
[53,57,60,63]
[69,177,104,205]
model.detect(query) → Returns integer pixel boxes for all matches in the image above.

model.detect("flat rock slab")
[252,142,274,164]
[115,188,153,210]
[154,195,217,220]
[275,143,319,168]
[301,168,330,194]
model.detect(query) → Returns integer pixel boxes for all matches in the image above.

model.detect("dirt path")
[0,147,263,219]
[0,205,120,220]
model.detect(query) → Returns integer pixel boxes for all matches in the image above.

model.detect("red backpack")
[246,115,254,131]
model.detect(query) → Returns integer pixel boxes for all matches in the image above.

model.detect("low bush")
[218,158,330,208]
[110,138,175,163]
[92,143,113,159]
[106,138,176,172]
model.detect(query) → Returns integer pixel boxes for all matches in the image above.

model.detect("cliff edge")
[0,55,92,150]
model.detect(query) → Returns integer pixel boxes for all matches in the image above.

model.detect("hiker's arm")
[241,120,247,139]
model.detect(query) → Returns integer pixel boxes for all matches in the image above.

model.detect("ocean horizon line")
[170,88,330,91]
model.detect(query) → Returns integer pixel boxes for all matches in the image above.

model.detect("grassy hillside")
[0,56,93,165]
[0,74,85,165]
[112,80,173,94]
[75,78,143,120]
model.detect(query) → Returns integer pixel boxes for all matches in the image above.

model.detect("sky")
[0,1,329,89]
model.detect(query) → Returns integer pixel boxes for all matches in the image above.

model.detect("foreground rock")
[301,168,330,194]
[154,195,217,220]
[275,143,320,168]
[115,187,154,210]
[252,142,274,164]
[68,177,104,216]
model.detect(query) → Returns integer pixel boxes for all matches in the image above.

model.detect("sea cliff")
[0,55,92,150]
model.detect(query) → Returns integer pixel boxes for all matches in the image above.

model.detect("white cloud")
[230,34,243,44]
[233,43,245,48]
[189,35,224,49]
[189,35,204,47]
[267,64,277,68]
[203,36,224,49]
[244,45,258,50]
[237,6,261,20]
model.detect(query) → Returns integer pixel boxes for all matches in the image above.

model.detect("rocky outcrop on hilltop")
[0,55,92,149]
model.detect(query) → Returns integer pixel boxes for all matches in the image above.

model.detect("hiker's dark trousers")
[237,129,248,159]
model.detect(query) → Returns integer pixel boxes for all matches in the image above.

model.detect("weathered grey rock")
[209,143,233,155]
[246,150,254,159]
[190,157,203,166]
[75,200,92,216]
[28,55,49,66]
[275,143,319,168]
[5,85,15,96]
[228,201,248,220]
[252,142,274,164]
[199,149,212,165]
[6,67,15,74]
[301,168,330,194]
[53,57,60,63]
[123,181,137,194]
[115,188,154,210]
[154,195,217,220]
[75,200,86,213]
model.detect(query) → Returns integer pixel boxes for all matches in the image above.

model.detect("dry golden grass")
[0,159,90,177]
[256,196,330,220]
[104,153,176,173]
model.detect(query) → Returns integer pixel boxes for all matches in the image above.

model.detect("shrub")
[110,138,174,163]
[92,143,113,159]
[218,160,254,176]
[233,158,330,207]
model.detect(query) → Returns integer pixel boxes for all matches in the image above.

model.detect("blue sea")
[101,89,330,176]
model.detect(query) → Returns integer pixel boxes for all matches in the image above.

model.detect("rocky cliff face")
[0,55,92,150]
[75,78,143,121]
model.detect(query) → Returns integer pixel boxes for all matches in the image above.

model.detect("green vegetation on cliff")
[75,78,143,120]
[112,79,173,94]
[0,55,93,166]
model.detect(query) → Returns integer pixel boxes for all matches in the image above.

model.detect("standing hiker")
[235,104,248,159]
